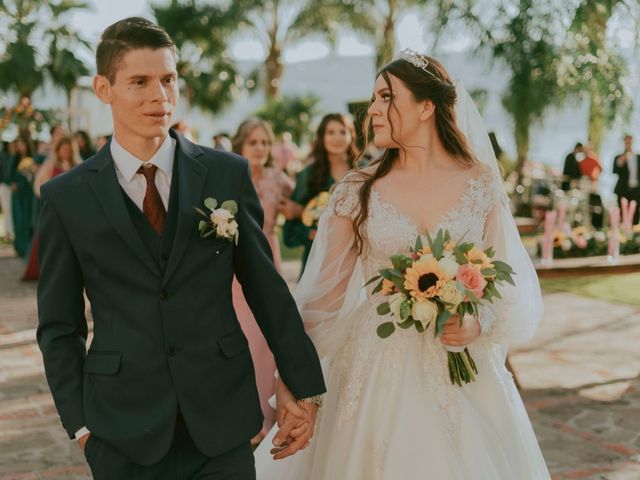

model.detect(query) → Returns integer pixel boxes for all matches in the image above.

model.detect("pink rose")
[456,263,487,299]
[574,237,587,249]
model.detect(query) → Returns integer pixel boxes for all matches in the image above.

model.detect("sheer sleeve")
[479,184,544,346]
[293,175,366,360]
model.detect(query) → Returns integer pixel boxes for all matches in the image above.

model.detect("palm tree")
[558,0,636,153]
[435,0,570,184]
[0,1,44,99]
[234,0,375,98]
[0,0,90,132]
[153,0,248,114]
[351,0,431,70]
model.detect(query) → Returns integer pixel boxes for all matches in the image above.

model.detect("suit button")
[167,347,177,357]
[161,253,169,261]
[160,289,168,301]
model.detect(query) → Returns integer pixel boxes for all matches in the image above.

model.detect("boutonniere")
[195,197,239,245]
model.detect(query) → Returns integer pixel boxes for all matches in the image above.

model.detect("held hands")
[439,314,481,348]
[272,378,319,460]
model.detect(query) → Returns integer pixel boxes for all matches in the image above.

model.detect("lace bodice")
[327,165,505,285]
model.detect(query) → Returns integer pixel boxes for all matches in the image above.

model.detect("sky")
[69,0,456,66]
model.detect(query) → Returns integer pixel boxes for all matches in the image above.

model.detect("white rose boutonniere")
[195,197,239,244]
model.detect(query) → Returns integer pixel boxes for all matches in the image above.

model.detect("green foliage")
[557,0,634,152]
[255,95,320,145]
[153,1,249,114]
[0,0,90,132]
[434,0,569,181]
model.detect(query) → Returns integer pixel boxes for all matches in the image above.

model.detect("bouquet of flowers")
[366,229,516,386]
[17,157,37,183]
[301,191,330,228]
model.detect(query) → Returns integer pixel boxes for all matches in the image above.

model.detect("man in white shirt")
[36,17,324,480]
[613,134,640,223]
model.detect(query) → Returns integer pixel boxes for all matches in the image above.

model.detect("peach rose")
[456,263,487,299]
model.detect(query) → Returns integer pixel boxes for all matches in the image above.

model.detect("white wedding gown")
[255,164,550,479]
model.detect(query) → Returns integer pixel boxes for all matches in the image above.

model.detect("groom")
[37,17,324,479]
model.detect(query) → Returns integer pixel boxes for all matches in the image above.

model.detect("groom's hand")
[77,433,90,451]
[272,378,317,459]
[271,402,319,460]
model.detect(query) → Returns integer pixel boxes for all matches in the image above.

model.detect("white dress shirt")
[628,152,638,188]
[111,135,175,211]
[74,136,176,441]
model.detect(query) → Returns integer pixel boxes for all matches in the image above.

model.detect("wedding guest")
[613,134,640,223]
[213,132,231,151]
[0,141,15,242]
[561,142,583,191]
[45,125,67,161]
[23,137,81,280]
[282,113,357,277]
[10,136,37,257]
[74,130,96,160]
[580,144,604,228]
[230,118,294,445]
[95,134,111,151]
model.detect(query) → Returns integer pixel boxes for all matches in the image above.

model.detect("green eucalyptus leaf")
[221,200,238,215]
[377,322,396,338]
[397,317,414,329]
[194,207,209,218]
[365,275,382,287]
[204,197,218,211]
[436,308,452,334]
[400,299,412,321]
[376,302,391,315]
[391,254,414,272]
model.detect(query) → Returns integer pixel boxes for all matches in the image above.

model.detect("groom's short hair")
[96,17,176,84]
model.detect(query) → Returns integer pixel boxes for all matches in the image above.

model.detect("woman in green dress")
[10,136,37,258]
[282,113,357,276]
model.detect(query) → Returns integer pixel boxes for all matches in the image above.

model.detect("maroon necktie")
[137,164,166,235]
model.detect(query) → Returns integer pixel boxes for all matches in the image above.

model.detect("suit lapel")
[88,145,162,278]
[161,135,207,286]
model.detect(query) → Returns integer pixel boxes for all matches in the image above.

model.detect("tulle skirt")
[255,321,549,480]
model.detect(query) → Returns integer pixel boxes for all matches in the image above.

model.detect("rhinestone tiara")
[397,49,432,75]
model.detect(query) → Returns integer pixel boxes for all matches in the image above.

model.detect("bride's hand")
[439,314,481,347]
[271,402,318,460]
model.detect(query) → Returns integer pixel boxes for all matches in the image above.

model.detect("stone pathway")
[1,242,639,479]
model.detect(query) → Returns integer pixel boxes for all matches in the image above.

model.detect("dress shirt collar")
[110,135,175,183]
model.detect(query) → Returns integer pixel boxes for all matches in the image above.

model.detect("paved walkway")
[1,242,639,479]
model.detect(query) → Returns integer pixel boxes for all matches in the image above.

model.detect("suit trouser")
[617,187,640,224]
[0,183,13,237]
[84,412,256,480]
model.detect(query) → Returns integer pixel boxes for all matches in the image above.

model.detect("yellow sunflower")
[464,246,494,271]
[404,258,446,300]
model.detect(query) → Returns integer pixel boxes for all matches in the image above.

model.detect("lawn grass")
[540,273,640,307]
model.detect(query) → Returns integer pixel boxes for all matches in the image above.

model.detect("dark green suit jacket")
[36,131,325,466]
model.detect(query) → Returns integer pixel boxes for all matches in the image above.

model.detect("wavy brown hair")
[231,118,276,167]
[308,113,358,199]
[350,55,478,254]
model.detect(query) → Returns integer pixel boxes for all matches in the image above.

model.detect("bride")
[255,50,550,479]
